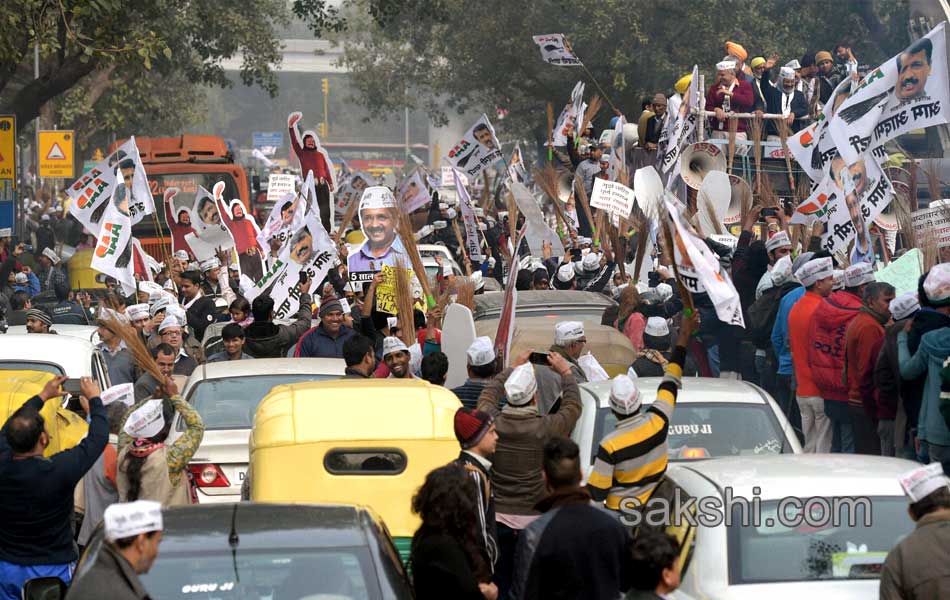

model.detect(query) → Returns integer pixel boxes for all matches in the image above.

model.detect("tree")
[337,0,910,146]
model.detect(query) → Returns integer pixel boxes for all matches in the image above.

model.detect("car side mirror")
[22,577,68,600]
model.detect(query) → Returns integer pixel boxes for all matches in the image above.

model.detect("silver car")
[573,377,803,479]
[176,358,345,503]
[662,454,917,599]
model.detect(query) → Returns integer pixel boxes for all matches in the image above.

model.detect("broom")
[101,316,164,387]
[480,171,493,213]
[455,277,475,311]
[451,219,473,275]
[632,211,650,283]
[776,119,796,194]
[394,208,435,308]
[727,117,738,172]
[573,173,596,241]
[393,259,416,347]
[751,116,764,196]
[533,164,570,233]
[579,95,603,140]
[333,191,362,244]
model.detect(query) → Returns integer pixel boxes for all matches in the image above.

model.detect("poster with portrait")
[90,169,136,294]
[215,187,264,282]
[532,34,581,66]
[445,114,504,179]
[661,65,700,174]
[256,190,307,255]
[454,168,483,261]
[67,137,153,235]
[552,82,586,147]
[346,186,407,283]
[334,171,373,220]
[396,170,431,214]
[245,214,338,318]
[827,22,949,165]
[181,182,236,261]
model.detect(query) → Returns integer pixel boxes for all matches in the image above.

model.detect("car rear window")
[139,548,378,599]
[727,496,912,583]
[593,402,789,461]
[325,449,408,475]
[187,375,338,430]
[0,361,64,376]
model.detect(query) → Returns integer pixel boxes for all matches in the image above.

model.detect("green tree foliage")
[339,0,910,141]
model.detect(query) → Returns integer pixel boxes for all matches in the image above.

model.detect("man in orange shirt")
[788,257,835,452]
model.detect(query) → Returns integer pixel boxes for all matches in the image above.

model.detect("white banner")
[445,114,503,179]
[266,173,296,204]
[334,171,372,216]
[509,181,564,258]
[66,137,153,233]
[454,169,483,261]
[552,82,586,147]
[100,383,135,407]
[663,192,744,328]
[271,214,338,319]
[256,191,307,253]
[181,182,236,260]
[90,168,136,294]
[661,65,700,174]
[532,34,581,66]
[397,170,431,213]
[827,23,950,165]
[912,204,950,247]
[817,157,893,260]
[590,178,636,219]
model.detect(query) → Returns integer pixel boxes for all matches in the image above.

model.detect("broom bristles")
[102,316,164,385]
[394,208,433,306]
[393,259,416,348]
[579,95,603,138]
[455,277,475,311]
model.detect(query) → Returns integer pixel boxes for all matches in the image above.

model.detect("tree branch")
[1,54,99,126]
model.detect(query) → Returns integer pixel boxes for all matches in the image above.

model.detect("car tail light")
[680,447,708,459]
[189,463,231,487]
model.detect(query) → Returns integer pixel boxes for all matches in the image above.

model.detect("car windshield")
[593,402,788,461]
[187,375,338,430]
[0,361,64,376]
[140,548,378,599]
[727,496,912,583]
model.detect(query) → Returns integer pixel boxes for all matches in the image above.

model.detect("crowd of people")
[2,34,950,600]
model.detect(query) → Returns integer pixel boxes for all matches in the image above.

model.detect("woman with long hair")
[616,285,646,352]
[117,387,204,507]
[410,464,498,600]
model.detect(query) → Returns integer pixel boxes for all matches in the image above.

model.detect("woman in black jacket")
[410,464,498,600]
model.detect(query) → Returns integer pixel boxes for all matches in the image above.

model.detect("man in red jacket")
[706,59,755,138]
[789,256,835,453]
[845,282,895,455]
[808,262,876,453]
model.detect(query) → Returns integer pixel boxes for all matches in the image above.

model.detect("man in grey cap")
[25,308,55,334]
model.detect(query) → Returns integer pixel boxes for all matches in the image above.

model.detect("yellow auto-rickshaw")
[68,248,106,291]
[0,370,88,456]
[249,378,461,561]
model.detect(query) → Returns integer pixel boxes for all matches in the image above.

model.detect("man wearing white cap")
[381,336,414,379]
[126,304,151,336]
[157,318,198,377]
[764,65,808,139]
[34,246,66,294]
[788,256,835,453]
[588,312,697,513]
[348,187,406,274]
[552,262,576,291]
[707,58,754,138]
[0,376,106,594]
[548,321,590,384]
[898,263,950,463]
[809,260,875,453]
[64,500,164,600]
[879,462,950,599]
[475,350,581,598]
[844,281,896,455]
[630,317,695,378]
[451,336,500,409]
[96,312,137,386]
[875,292,921,458]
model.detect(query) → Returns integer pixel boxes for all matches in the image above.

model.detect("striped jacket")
[587,345,685,510]
[456,450,498,572]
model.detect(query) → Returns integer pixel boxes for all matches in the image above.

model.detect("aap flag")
[508,143,526,183]
[334,171,372,218]
[661,65,700,175]
[256,191,307,254]
[454,169,483,261]
[662,192,744,328]
[90,169,136,294]
[270,214,338,319]
[67,137,153,234]
[182,182,236,261]
[532,34,581,66]
[510,181,564,258]
[827,23,949,165]
[816,156,893,261]
[552,82,586,147]
[397,170,431,214]
[446,114,504,179]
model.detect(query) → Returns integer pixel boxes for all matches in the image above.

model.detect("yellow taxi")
[0,370,88,456]
[248,378,461,561]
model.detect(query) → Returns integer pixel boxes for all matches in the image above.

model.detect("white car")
[176,358,345,503]
[5,324,100,345]
[573,378,802,480]
[660,455,917,599]
[0,333,111,388]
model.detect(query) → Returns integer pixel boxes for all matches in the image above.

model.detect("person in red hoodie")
[808,262,876,453]
[706,59,755,138]
[288,111,335,232]
[845,281,896,455]
[789,257,835,453]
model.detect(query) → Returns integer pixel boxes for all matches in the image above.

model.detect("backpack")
[747,282,799,349]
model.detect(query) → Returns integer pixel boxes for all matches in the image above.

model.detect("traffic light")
[321,78,329,95]
[318,122,327,137]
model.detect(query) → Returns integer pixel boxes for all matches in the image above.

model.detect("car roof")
[157,503,376,553]
[474,290,616,317]
[0,334,96,376]
[187,358,346,381]
[5,324,98,342]
[581,377,772,407]
[670,455,916,500]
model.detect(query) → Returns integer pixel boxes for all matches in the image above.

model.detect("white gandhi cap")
[466,336,496,367]
[104,500,163,541]
[504,363,537,406]
[554,321,585,346]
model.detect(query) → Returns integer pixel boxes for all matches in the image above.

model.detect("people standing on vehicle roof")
[0,376,106,598]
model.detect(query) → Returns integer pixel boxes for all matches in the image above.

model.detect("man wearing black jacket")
[0,376,108,597]
[454,407,499,575]
[178,270,217,341]
[764,66,809,138]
